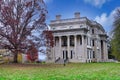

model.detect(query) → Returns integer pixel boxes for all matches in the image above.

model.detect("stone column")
[56,36,61,58]
[105,41,108,61]
[59,36,62,58]
[98,40,101,61]
[103,41,108,61]
[74,35,77,59]
[94,40,98,62]
[53,37,55,61]
[82,35,85,61]
[67,36,70,59]
[103,41,105,61]
[82,35,84,46]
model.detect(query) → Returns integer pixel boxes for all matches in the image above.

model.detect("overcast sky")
[44,0,120,34]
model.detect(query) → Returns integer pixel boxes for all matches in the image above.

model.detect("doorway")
[63,50,68,59]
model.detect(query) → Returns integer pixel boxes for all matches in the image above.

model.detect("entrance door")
[65,50,68,59]
[63,51,64,59]
[63,50,68,59]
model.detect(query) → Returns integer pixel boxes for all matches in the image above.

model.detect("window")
[70,36,74,46]
[71,50,73,59]
[92,29,94,34]
[80,35,82,45]
[90,39,91,46]
[92,40,94,46]
[63,51,64,59]
[62,37,67,46]
[93,51,95,58]
[66,51,68,59]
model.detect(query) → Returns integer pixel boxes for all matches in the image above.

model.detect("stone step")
[55,59,68,64]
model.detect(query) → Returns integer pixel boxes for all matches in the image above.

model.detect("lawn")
[0,63,120,80]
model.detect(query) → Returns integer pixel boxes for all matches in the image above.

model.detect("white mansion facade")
[47,12,108,63]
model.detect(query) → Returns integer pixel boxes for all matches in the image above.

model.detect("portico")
[54,34,84,60]
[51,31,91,63]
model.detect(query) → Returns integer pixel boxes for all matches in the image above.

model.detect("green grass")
[0,63,120,80]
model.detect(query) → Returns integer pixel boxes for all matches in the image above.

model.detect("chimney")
[56,15,61,20]
[74,12,80,18]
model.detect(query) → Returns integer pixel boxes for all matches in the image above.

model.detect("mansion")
[47,12,108,63]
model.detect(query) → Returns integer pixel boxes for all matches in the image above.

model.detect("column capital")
[67,35,70,37]
[81,34,84,37]
[59,36,62,37]
[73,35,77,37]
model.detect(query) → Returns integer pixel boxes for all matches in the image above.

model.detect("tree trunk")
[13,53,18,63]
